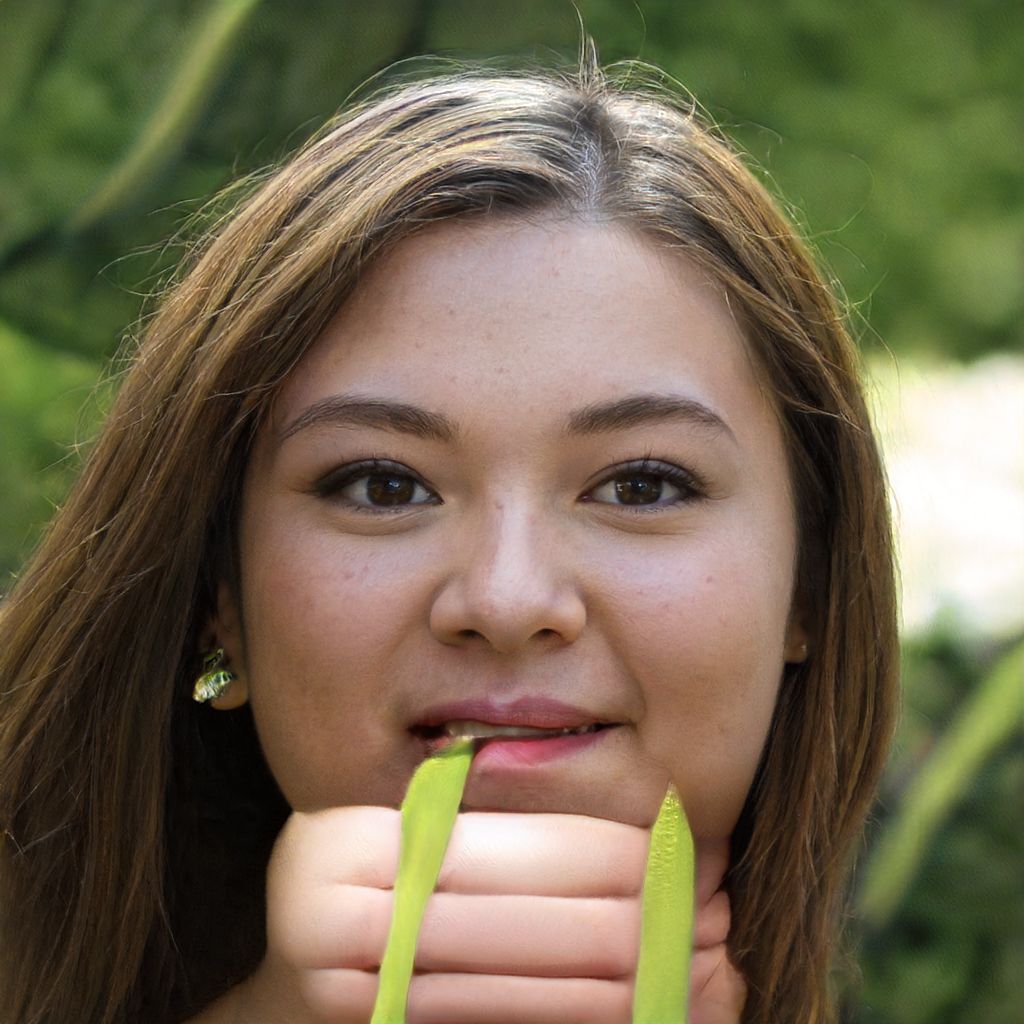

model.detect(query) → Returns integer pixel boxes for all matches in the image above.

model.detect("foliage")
[1,1,1020,1021]
[858,638,1023,931]
[0,319,103,579]
[852,631,1024,1024]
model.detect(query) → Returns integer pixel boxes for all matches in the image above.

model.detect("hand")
[689,840,748,1024]
[229,807,745,1023]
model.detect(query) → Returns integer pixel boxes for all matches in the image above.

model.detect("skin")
[198,218,807,1022]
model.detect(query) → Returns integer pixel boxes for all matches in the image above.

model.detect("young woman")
[0,56,898,1024]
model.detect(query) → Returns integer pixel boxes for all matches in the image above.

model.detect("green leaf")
[66,0,262,233]
[858,637,1024,927]
[371,738,474,1024]
[632,785,695,1023]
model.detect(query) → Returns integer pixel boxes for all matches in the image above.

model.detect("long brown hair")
[0,54,898,1023]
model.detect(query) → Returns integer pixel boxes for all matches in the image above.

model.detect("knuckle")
[694,888,731,948]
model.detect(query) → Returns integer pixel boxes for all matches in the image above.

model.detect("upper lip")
[411,696,614,732]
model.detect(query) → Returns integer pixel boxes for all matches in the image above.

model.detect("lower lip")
[470,726,614,769]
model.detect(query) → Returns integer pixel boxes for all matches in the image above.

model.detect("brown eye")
[586,459,704,509]
[365,471,418,505]
[315,460,439,511]
[613,473,667,505]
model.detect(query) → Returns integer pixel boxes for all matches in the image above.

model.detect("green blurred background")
[1,1,1021,1020]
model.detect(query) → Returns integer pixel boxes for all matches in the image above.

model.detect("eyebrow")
[279,395,458,445]
[564,394,736,443]
[278,392,735,446]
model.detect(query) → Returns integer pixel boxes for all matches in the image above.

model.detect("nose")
[429,501,586,653]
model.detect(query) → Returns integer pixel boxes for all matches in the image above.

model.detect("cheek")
[603,540,790,836]
[237,519,430,809]
[246,533,401,680]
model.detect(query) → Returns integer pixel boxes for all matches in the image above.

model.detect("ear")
[199,581,250,710]
[784,605,810,664]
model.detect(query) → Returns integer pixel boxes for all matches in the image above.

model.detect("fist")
[233,807,745,1023]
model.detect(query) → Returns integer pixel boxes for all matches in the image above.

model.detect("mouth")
[408,696,624,767]
[411,720,613,744]
[409,719,622,770]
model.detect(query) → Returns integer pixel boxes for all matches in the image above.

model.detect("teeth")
[442,720,601,740]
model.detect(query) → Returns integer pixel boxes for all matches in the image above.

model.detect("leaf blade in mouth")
[370,737,474,1024]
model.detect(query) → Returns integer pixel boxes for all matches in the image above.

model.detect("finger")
[419,892,640,976]
[410,972,634,1024]
[690,946,748,1024]
[693,888,731,950]
[278,808,649,897]
[270,806,400,889]
[297,968,376,1024]
[436,813,649,896]
[301,969,634,1024]
[282,887,640,978]
[693,836,730,905]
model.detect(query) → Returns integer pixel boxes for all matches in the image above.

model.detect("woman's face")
[218,218,806,836]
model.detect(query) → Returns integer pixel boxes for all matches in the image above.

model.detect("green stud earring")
[192,647,239,703]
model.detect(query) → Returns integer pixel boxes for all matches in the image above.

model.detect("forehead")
[272,218,776,444]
